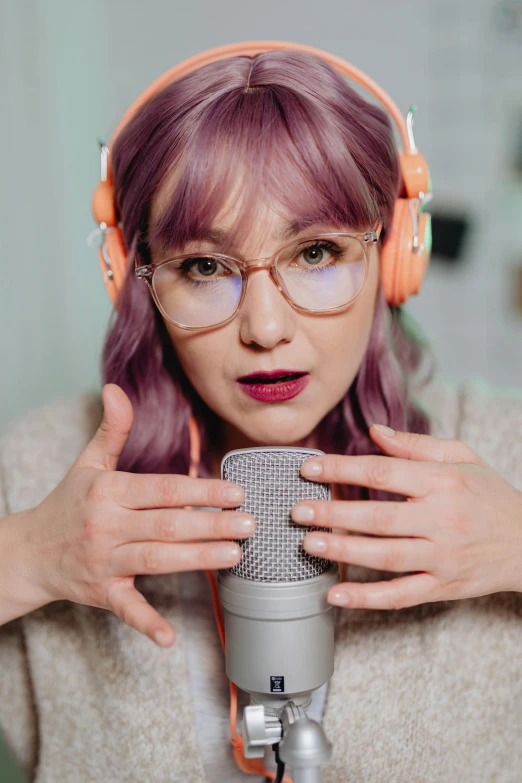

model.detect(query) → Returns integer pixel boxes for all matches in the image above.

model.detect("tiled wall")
[405,0,522,388]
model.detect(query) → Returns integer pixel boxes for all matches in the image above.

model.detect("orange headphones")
[92,40,432,310]
[91,41,433,781]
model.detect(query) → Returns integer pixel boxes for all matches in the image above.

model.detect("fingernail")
[292,505,315,523]
[213,544,241,562]
[224,486,244,503]
[304,536,327,554]
[330,591,351,606]
[301,461,323,477]
[231,517,255,534]
[154,630,173,647]
[372,423,395,437]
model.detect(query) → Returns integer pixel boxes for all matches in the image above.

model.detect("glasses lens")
[153,255,242,327]
[150,235,368,327]
[276,234,367,310]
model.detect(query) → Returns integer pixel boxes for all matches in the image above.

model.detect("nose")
[238,268,296,349]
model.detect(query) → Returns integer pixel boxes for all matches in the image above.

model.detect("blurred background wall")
[2,0,522,439]
[1,0,521,778]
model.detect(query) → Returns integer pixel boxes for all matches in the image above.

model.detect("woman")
[1,41,522,783]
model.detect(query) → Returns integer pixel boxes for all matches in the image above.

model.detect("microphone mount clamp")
[242,699,333,782]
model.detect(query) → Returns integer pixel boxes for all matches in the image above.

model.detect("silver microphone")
[218,447,340,722]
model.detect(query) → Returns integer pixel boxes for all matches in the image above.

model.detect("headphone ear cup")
[380,198,409,305]
[97,228,128,307]
[380,199,431,305]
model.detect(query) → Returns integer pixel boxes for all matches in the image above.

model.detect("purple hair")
[102,51,435,502]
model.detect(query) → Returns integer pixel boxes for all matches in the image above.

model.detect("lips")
[237,369,308,384]
[236,370,310,402]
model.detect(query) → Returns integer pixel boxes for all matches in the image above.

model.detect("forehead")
[207,200,289,244]
[197,203,335,251]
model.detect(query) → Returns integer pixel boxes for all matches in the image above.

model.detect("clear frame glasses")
[135,229,380,330]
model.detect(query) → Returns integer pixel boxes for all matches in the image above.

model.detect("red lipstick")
[237,370,310,402]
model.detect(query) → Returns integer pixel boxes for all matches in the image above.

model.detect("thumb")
[76,384,134,471]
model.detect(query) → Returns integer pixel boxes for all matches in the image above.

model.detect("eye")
[179,256,230,280]
[296,241,342,268]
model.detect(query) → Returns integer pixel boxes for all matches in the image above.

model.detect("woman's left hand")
[293,425,522,610]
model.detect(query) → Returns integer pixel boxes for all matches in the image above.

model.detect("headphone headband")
[111,40,412,153]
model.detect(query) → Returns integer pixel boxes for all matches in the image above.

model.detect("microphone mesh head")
[222,448,332,582]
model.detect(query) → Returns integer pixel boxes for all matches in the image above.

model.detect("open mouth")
[239,372,306,385]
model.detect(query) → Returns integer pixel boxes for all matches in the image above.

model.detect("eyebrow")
[161,220,336,253]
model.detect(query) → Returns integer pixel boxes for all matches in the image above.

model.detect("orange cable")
[188,416,293,781]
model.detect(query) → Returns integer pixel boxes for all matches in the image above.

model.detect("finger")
[111,472,244,510]
[118,508,256,544]
[303,532,434,574]
[76,384,134,472]
[292,499,431,538]
[106,582,176,646]
[301,454,437,497]
[326,572,439,610]
[369,425,489,467]
[109,540,242,577]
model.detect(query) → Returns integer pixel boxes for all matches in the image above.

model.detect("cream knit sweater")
[1,377,522,783]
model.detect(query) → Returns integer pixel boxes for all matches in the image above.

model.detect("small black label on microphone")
[270,675,284,693]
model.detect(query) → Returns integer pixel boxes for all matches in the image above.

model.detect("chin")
[234,411,319,448]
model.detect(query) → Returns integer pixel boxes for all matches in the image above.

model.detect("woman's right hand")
[25,383,256,647]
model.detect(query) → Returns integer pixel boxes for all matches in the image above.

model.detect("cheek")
[310,315,372,384]
[341,253,380,354]
[165,325,228,390]
[308,266,378,367]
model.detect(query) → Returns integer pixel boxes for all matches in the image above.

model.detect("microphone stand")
[241,696,333,782]
[217,560,340,781]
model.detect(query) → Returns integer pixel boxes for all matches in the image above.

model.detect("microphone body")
[218,447,340,715]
